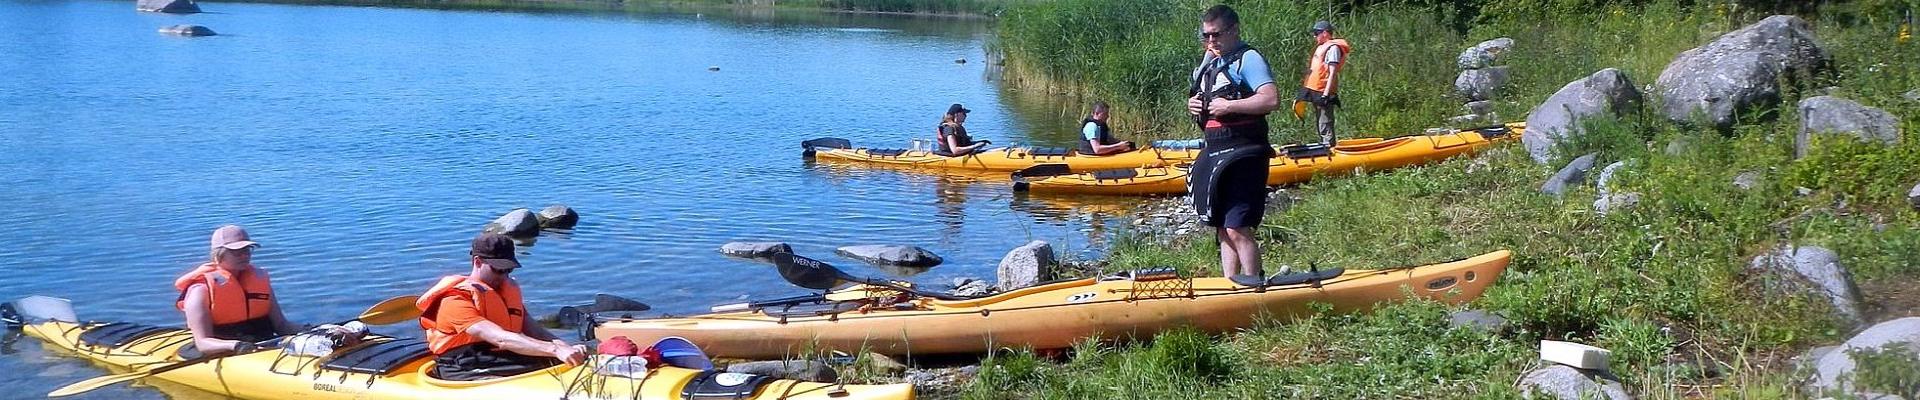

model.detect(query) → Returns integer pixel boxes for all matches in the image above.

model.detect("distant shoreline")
[203,0,997,19]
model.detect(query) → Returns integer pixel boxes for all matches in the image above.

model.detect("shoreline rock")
[836,245,943,268]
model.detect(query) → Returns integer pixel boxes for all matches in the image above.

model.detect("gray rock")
[1734,171,1763,190]
[1654,15,1829,129]
[1448,309,1509,333]
[1904,89,1920,102]
[949,277,994,297]
[1449,114,1488,126]
[1795,95,1902,158]
[1595,161,1630,194]
[482,209,540,237]
[1594,192,1642,216]
[1465,100,1496,116]
[536,204,578,229]
[157,25,214,36]
[137,0,199,13]
[995,241,1058,291]
[1663,138,1694,155]
[719,242,791,258]
[1518,364,1634,400]
[858,353,908,376]
[1808,318,1920,397]
[1541,153,1600,197]
[1455,66,1512,101]
[1523,69,1643,164]
[1458,37,1516,69]
[1909,182,1920,211]
[726,360,837,382]
[836,245,943,268]
[1795,345,1841,372]
[1748,245,1864,330]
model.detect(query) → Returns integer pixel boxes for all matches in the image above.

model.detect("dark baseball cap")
[1310,20,1334,34]
[947,103,970,115]
[470,233,521,270]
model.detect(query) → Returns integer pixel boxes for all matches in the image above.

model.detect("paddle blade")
[801,138,852,151]
[1011,164,1072,180]
[772,253,846,291]
[589,294,650,313]
[48,371,143,398]
[10,296,77,325]
[355,295,422,326]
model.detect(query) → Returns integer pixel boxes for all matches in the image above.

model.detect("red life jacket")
[173,263,275,327]
[416,276,527,355]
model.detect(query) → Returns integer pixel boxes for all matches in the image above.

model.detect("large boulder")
[1523,69,1643,164]
[1518,365,1633,400]
[836,245,942,268]
[482,209,541,238]
[1540,153,1599,198]
[726,360,837,382]
[157,25,215,36]
[995,241,1059,291]
[1747,245,1864,330]
[1455,66,1511,101]
[719,242,791,259]
[536,204,579,229]
[1458,37,1515,69]
[137,0,199,13]
[1806,318,1920,397]
[1795,96,1902,158]
[1654,15,1829,129]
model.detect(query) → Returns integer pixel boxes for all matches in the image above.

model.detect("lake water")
[0,1,1143,397]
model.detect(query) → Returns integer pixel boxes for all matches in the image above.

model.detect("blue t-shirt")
[1192,47,1276,94]
[1082,122,1102,141]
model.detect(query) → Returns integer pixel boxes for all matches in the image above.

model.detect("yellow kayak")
[6,304,913,400]
[801,137,1198,172]
[1011,123,1523,195]
[595,250,1510,359]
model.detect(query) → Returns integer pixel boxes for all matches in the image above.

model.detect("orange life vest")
[1302,39,1351,94]
[173,263,275,327]
[417,276,526,355]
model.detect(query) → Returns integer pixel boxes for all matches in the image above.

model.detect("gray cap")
[1310,20,1334,34]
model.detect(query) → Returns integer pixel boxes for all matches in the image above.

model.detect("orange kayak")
[594,250,1510,359]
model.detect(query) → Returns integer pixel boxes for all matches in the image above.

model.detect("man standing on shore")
[1186,4,1279,284]
[1299,20,1350,144]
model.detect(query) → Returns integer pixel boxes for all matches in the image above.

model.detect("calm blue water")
[0,1,1140,397]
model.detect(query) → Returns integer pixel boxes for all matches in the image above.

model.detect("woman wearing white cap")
[174,225,302,356]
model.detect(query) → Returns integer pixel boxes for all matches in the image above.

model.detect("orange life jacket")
[173,263,275,327]
[417,276,526,355]
[1302,39,1351,94]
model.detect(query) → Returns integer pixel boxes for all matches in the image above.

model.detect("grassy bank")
[973,0,1920,398]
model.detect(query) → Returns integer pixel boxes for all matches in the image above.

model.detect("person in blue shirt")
[1185,4,1281,285]
[1078,102,1134,155]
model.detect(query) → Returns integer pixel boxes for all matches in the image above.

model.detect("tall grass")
[976,0,1920,398]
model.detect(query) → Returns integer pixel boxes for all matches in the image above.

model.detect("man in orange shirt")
[417,233,586,381]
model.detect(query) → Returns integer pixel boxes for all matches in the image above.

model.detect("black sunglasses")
[489,266,513,275]
[1198,26,1235,40]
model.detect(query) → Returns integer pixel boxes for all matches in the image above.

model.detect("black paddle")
[770,252,966,301]
[800,137,853,157]
[551,293,651,329]
[1010,164,1074,181]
